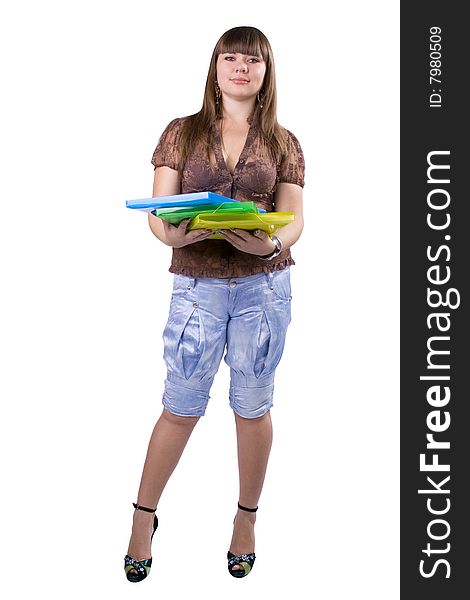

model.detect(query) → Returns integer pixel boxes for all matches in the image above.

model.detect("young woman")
[124,25,305,582]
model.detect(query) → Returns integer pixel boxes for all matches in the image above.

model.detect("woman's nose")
[235,61,248,72]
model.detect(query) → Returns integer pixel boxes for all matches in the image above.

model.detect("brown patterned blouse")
[151,116,305,278]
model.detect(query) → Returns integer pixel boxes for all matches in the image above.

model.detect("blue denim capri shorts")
[161,267,292,419]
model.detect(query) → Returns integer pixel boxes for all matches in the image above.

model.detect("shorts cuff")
[229,381,274,419]
[162,374,211,417]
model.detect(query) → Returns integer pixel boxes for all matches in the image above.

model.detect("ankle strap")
[238,502,258,513]
[133,502,157,513]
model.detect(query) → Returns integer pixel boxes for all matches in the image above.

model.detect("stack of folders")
[126,191,294,239]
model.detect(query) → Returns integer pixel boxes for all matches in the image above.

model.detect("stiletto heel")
[124,502,158,582]
[227,502,258,578]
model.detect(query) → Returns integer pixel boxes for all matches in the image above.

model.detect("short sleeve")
[150,118,183,171]
[278,129,305,188]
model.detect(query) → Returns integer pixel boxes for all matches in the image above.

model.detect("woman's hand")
[218,228,276,256]
[161,218,213,248]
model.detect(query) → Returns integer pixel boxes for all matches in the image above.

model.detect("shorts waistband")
[174,267,289,289]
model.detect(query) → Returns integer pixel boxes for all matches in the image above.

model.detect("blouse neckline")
[214,118,256,177]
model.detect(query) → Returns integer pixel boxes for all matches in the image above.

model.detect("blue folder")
[126,191,238,212]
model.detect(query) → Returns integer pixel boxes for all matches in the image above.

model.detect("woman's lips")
[231,79,249,84]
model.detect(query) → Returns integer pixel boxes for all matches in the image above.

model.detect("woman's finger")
[188,228,212,240]
[226,228,248,240]
[178,218,191,230]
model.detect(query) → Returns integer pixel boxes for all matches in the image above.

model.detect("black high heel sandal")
[227,502,258,578]
[124,502,158,582]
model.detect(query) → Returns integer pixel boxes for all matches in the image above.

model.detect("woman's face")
[216,52,266,103]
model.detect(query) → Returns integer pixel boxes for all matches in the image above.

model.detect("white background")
[0,1,399,598]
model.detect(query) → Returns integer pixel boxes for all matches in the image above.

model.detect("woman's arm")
[147,166,180,245]
[148,166,212,247]
[272,182,304,249]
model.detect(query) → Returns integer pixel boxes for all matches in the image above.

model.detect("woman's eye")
[222,55,261,64]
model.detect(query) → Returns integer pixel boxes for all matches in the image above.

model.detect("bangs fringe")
[216,27,269,61]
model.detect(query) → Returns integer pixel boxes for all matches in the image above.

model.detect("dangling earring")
[215,83,221,107]
[257,90,264,109]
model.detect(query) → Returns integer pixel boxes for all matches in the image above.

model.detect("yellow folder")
[188,211,294,240]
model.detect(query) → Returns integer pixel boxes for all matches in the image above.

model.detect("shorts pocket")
[179,307,204,379]
[253,307,289,378]
[253,312,271,378]
[271,269,292,302]
[171,274,193,301]
[163,286,204,380]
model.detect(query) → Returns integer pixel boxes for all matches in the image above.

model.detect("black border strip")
[401,3,469,597]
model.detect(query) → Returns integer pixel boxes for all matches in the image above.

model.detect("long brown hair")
[177,26,288,172]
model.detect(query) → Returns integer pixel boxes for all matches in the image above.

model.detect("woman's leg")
[228,410,273,568]
[127,408,200,561]
[224,271,290,569]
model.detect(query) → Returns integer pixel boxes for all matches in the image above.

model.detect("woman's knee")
[161,408,200,428]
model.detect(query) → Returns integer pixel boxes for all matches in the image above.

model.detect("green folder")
[156,201,262,225]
